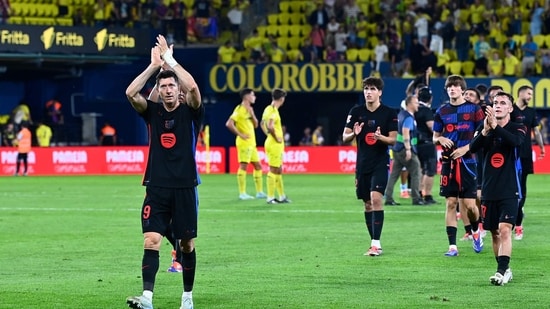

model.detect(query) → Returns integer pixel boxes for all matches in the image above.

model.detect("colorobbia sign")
[1,146,549,176]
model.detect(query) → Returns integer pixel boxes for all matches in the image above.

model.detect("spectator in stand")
[401,14,414,58]
[312,125,325,146]
[227,1,244,46]
[245,29,266,63]
[470,0,486,34]
[300,39,316,63]
[326,16,340,47]
[299,127,312,146]
[324,44,338,62]
[308,3,329,31]
[389,40,409,77]
[45,98,64,146]
[99,122,117,146]
[455,22,471,62]
[372,36,388,74]
[282,125,291,147]
[310,24,326,62]
[509,1,522,36]
[93,0,107,27]
[502,34,519,56]
[35,121,52,147]
[487,50,503,77]
[521,34,538,77]
[334,25,348,59]
[419,36,437,74]
[473,34,491,76]
[73,7,85,26]
[170,0,188,46]
[2,122,15,146]
[409,36,424,75]
[503,48,519,78]
[0,0,10,25]
[414,10,429,41]
[355,13,367,49]
[218,40,236,63]
[342,0,360,24]
[268,41,286,63]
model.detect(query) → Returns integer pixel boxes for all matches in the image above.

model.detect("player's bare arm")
[267,118,282,143]
[126,47,162,113]
[342,122,363,143]
[433,132,454,148]
[155,35,202,109]
[533,126,546,157]
[225,118,249,140]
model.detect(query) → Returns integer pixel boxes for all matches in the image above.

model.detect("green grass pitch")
[1,174,549,308]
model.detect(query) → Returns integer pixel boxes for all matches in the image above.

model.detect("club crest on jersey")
[367,120,376,127]
[164,119,175,130]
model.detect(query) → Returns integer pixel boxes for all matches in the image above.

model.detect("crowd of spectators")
[218,0,550,78]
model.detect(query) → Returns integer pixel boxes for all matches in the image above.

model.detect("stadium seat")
[256,25,267,37]
[289,13,305,25]
[358,48,373,62]
[300,24,312,36]
[279,2,290,13]
[533,34,545,48]
[462,60,475,77]
[513,34,526,47]
[447,61,463,75]
[367,36,379,48]
[287,49,302,62]
[278,25,291,37]
[266,25,278,37]
[289,26,302,37]
[277,37,290,50]
[267,14,278,25]
[346,48,359,62]
[287,37,302,50]
[278,12,291,25]
[288,1,304,14]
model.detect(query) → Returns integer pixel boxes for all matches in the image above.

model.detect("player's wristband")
[163,53,178,68]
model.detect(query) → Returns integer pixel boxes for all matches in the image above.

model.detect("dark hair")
[156,70,179,85]
[517,85,533,95]
[493,91,514,104]
[487,85,504,94]
[417,86,432,102]
[475,83,488,95]
[239,88,254,99]
[362,77,384,90]
[272,88,287,100]
[465,87,481,101]
[445,75,466,90]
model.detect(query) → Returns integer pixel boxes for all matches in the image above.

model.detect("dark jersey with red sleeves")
[140,100,205,188]
[470,122,526,200]
[433,101,485,163]
[345,104,398,174]
[512,104,540,159]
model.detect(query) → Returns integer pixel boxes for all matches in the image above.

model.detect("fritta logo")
[41,27,55,50]
[41,27,84,50]
[94,28,135,51]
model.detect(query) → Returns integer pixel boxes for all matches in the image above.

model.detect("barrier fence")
[1,146,548,176]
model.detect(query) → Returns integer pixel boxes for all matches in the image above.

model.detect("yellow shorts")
[265,140,284,168]
[237,143,260,163]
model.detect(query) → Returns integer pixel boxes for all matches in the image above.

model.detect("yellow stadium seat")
[287,37,302,50]
[278,25,291,37]
[288,26,301,37]
[513,34,526,47]
[346,48,359,62]
[278,13,291,25]
[277,37,289,50]
[267,14,278,25]
[288,2,304,14]
[300,24,312,36]
[358,48,373,62]
[289,13,305,25]
[447,61,463,75]
[266,25,278,37]
[287,49,303,62]
[256,25,267,37]
[279,2,290,13]
[367,36,379,48]
[462,60,475,77]
[533,34,545,48]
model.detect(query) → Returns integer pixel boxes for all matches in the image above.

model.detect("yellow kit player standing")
[261,88,291,204]
[226,88,266,200]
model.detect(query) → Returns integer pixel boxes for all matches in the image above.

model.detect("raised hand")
[353,122,364,136]
[151,46,162,67]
